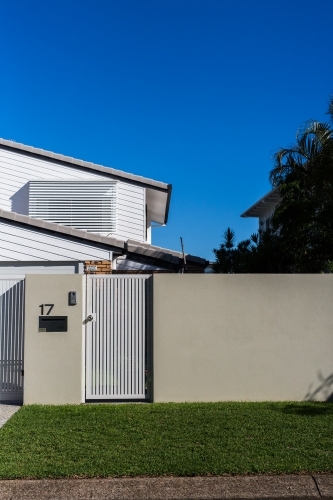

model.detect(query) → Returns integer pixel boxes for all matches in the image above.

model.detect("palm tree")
[270,96,333,189]
[268,95,333,272]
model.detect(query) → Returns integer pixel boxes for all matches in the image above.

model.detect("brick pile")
[84,260,112,274]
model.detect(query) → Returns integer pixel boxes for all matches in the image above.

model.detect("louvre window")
[29,181,117,234]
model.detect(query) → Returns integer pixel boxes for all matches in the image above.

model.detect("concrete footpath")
[0,474,332,500]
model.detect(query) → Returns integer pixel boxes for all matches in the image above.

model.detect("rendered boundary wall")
[24,274,84,404]
[152,274,333,402]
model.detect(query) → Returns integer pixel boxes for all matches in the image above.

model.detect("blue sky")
[1,1,332,260]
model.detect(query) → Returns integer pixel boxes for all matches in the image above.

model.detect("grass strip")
[0,402,333,479]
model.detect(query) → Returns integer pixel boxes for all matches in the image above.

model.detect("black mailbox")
[39,316,68,332]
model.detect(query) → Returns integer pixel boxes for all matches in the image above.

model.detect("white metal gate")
[0,277,25,402]
[85,275,152,400]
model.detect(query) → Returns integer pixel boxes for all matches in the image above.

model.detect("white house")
[241,187,281,231]
[0,138,207,275]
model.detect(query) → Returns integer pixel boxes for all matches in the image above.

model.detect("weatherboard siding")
[116,182,145,241]
[0,148,146,242]
[0,221,111,261]
[259,206,276,231]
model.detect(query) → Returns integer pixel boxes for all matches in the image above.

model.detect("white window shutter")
[29,181,117,234]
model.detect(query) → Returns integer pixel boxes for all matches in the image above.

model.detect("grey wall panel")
[24,274,84,404]
[153,274,333,402]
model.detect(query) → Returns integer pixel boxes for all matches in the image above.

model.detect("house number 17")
[39,304,54,316]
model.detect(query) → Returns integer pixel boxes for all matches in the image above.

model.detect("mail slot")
[38,316,68,332]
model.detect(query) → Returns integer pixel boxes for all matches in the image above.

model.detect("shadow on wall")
[267,373,333,416]
[304,371,333,402]
[10,183,30,215]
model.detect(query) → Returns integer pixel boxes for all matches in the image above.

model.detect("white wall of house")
[259,206,276,231]
[117,181,145,241]
[0,220,112,262]
[146,209,152,244]
[0,148,146,242]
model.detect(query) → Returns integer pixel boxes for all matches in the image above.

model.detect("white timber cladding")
[0,148,146,242]
[259,206,276,231]
[29,181,117,234]
[86,275,151,400]
[0,277,24,402]
[0,220,111,261]
[116,182,145,241]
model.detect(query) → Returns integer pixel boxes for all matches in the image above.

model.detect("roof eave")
[241,187,281,218]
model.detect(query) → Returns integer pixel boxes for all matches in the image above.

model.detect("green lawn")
[0,402,333,479]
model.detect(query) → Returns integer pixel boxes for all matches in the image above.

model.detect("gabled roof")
[0,209,207,270]
[0,138,172,224]
[241,188,282,218]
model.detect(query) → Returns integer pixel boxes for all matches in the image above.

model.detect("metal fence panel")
[0,277,25,402]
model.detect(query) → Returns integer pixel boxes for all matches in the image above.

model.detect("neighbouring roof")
[0,138,172,224]
[126,240,207,266]
[241,188,282,218]
[0,209,207,270]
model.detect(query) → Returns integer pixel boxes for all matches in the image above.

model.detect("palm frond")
[327,95,333,122]
[270,118,333,188]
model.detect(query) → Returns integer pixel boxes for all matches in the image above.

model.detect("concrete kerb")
[0,475,332,500]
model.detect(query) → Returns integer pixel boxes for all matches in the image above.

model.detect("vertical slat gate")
[86,275,151,400]
[0,277,25,402]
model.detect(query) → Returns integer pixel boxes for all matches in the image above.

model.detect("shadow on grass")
[271,372,333,416]
[264,400,333,417]
[279,403,333,416]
